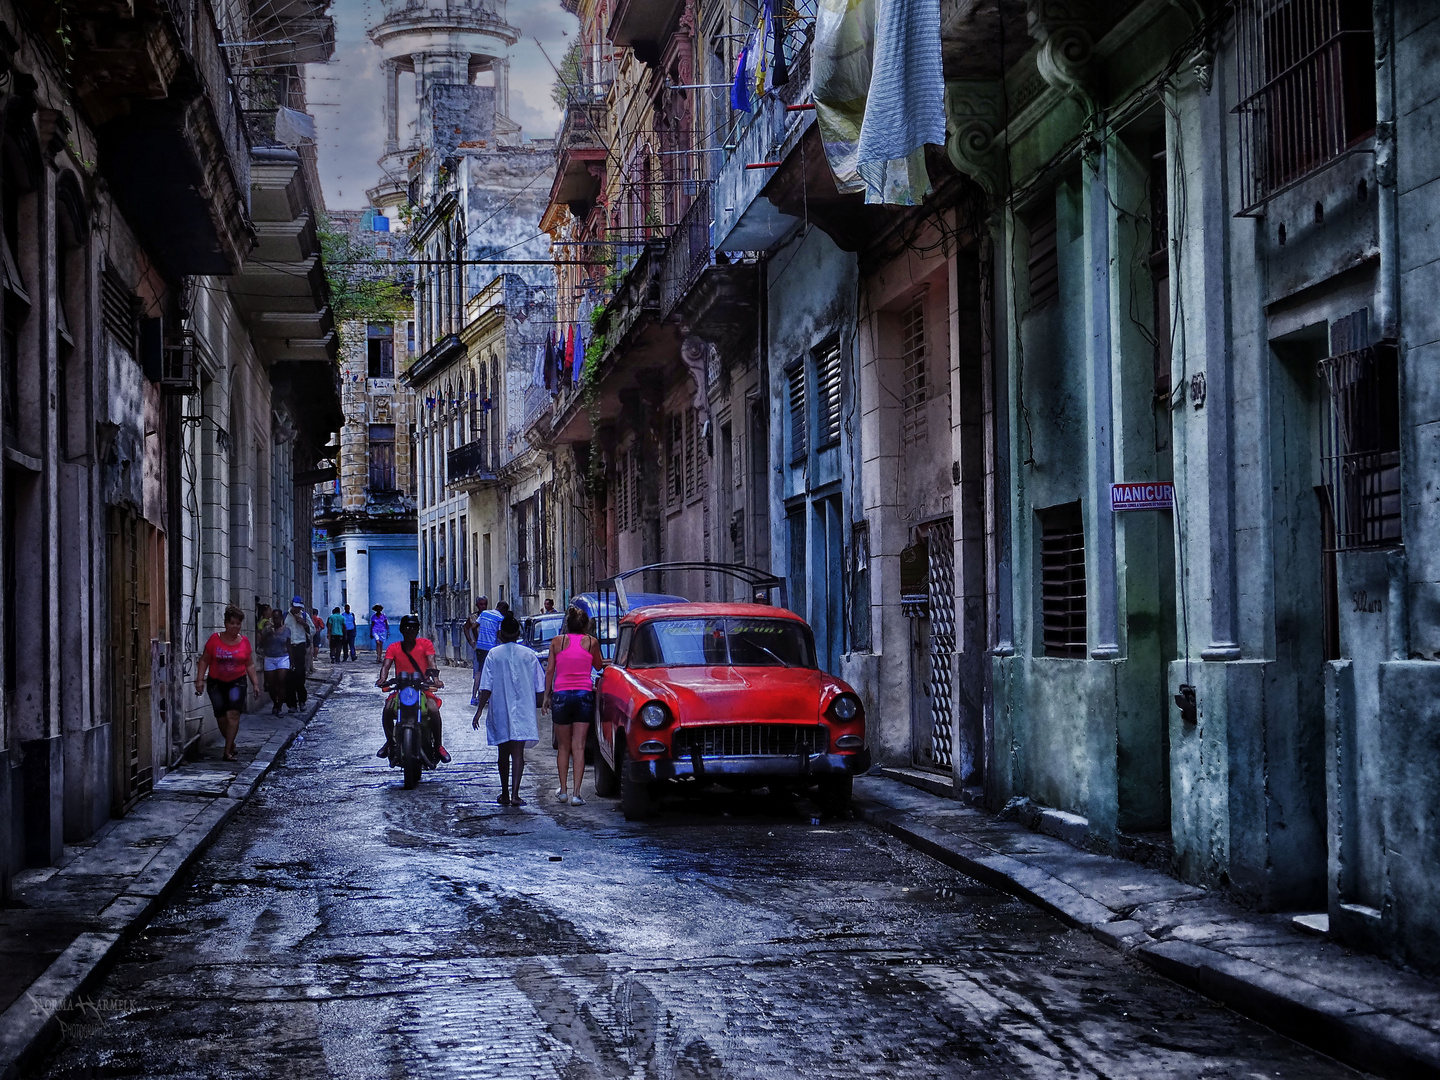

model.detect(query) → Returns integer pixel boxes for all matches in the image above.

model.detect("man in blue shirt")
[468,596,501,706]
[343,604,358,661]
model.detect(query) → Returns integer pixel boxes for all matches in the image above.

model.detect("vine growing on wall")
[581,330,607,493]
[317,213,410,325]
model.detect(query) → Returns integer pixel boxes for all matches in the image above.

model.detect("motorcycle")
[380,672,441,788]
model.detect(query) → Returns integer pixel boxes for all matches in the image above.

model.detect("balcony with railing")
[24,0,254,274]
[447,438,498,489]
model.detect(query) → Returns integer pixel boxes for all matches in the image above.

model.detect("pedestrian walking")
[310,607,324,662]
[326,606,346,663]
[284,598,311,709]
[471,596,500,706]
[343,603,358,661]
[542,605,604,805]
[370,604,389,663]
[473,612,543,806]
[258,609,293,715]
[193,605,263,761]
[465,596,490,705]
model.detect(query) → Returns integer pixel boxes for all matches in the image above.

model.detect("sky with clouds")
[306,0,578,209]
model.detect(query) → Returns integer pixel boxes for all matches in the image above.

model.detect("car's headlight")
[639,702,669,729]
[829,694,860,721]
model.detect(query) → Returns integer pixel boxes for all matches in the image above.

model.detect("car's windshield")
[529,616,564,647]
[628,617,816,668]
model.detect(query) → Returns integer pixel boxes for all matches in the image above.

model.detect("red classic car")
[590,602,870,819]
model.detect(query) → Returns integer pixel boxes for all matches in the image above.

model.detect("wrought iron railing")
[660,181,713,319]
[447,438,497,487]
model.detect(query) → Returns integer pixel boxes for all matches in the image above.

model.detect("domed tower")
[366,0,521,207]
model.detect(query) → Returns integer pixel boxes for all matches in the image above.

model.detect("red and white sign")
[1111,481,1174,512]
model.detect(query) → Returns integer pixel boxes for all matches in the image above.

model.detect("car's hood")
[629,666,844,723]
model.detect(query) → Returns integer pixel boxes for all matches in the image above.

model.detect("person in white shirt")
[472,613,543,806]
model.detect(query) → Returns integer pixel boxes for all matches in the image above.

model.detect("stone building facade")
[525,0,1440,973]
[0,0,339,893]
[312,209,418,650]
[365,0,556,654]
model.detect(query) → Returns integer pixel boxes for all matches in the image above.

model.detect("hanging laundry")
[274,106,317,147]
[731,0,784,114]
[813,0,943,206]
[532,340,545,390]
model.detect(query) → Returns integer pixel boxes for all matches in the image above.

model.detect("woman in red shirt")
[194,605,263,761]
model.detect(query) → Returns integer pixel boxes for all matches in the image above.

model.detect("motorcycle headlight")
[639,702,669,729]
[398,686,421,707]
[829,694,860,721]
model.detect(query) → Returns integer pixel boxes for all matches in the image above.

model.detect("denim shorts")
[551,689,594,727]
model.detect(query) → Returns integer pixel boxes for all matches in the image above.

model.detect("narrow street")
[32,673,1360,1080]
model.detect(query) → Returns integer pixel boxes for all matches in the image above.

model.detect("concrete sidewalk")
[0,666,341,1080]
[854,774,1440,1079]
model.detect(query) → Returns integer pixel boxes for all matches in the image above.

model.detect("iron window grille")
[815,343,843,449]
[1233,0,1376,216]
[899,298,928,444]
[1319,341,1401,550]
[1039,501,1087,659]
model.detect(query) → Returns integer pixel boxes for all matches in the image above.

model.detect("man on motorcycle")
[375,614,451,764]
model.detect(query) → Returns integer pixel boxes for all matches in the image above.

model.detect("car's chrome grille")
[671,724,824,757]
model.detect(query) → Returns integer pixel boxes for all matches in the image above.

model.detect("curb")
[0,673,341,1080]
[853,795,1440,1080]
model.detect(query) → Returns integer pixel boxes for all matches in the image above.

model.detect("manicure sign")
[1111,482,1174,511]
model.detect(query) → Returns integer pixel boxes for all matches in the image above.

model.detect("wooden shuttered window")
[666,414,683,507]
[815,344,842,449]
[787,363,807,462]
[1027,203,1060,310]
[1039,501,1087,658]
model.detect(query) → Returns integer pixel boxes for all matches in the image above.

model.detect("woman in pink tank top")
[543,606,604,804]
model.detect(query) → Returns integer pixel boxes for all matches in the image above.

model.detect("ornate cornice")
[945,81,1004,200]
[1025,0,1102,113]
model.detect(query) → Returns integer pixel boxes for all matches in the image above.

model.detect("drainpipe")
[1088,139,1120,660]
[1373,0,1407,660]
[1374,0,1399,342]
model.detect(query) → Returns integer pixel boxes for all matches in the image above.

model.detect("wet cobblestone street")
[32,672,1363,1079]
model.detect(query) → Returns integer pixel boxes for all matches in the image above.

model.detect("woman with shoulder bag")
[194,605,263,761]
[543,605,604,805]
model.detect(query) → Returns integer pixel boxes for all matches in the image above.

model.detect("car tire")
[619,740,657,820]
[593,734,619,797]
[817,775,852,815]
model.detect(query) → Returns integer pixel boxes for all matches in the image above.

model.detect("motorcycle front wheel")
[401,725,421,789]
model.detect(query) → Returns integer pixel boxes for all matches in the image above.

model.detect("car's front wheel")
[619,739,658,820]
[593,733,619,797]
